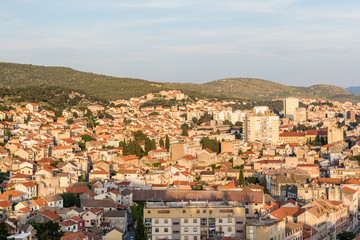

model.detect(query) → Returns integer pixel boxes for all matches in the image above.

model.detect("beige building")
[244,109,279,146]
[283,97,299,120]
[327,127,343,144]
[246,218,285,240]
[144,201,246,240]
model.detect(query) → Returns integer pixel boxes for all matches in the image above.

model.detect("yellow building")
[279,132,306,145]
[144,201,246,240]
[246,218,285,240]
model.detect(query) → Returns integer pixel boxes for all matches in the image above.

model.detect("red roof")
[0,200,11,208]
[65,186,90,194]
[40,210,61,220]
[342,186,357,194]
[280,132,305,137]
[21,181,37,187]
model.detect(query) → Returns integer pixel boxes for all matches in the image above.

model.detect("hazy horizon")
[1,0,359,88]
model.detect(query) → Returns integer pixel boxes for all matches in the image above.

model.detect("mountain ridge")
[0,62,359,103]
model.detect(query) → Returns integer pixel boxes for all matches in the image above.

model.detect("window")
[193,219,197,223]
[245,209,249,214]
[184,237,188,240]
[193,227,197,232]
[183,210,186,213]
[184,219,188,223]
[194,237,198,240]
[184,227,188,232]
[228,227,232,232]
[164,228,168,232]
[203,210,206,213]
[173,231,179,234]
[236,221,243,224]
[228,218,232,223]
[148,210,151,214]
[197,210,200,213]
[155,228,159,233]
[164,219,168,223]
[219,219,223,223]
[209,210,212,214]
[155,219,159,224]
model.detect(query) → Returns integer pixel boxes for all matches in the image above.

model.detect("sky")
[1,0,360,87]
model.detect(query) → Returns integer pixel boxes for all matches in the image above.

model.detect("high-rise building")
[244,108,280,146]
[283,97,299,120]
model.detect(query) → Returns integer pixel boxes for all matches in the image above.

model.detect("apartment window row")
[183,227,198,232]
[154,219,169,224]
[154,227,169,233]
[218,218,232,223]
[184,219,198,223]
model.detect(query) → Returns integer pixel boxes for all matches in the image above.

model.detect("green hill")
[0,62,168,100]
[1,62,359,103]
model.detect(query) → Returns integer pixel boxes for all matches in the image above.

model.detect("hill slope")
[1,62,359,103]
[0,62,167,100]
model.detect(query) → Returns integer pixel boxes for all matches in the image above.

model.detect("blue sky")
[1,0,359,87]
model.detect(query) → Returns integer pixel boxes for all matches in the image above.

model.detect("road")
[123,226,135,240]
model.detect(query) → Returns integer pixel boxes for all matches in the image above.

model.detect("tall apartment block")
[244,107,280,146]
[283,97,299,120]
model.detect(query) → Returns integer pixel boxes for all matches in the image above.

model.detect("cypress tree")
[159,138,164,147]
[135,143,142,157]
[165,135,170,151]
[135,212,147,240]
[145,138,152,154]
[151,139,156,150]
[128,140,135,155]
[238,167,245,187]
[262,174,269,194]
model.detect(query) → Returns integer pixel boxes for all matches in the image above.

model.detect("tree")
[78,174,85,182]
[135,212,147,240]
[132,204,139,223]
[165,135,170,151]
[60,192,80,208]
[81,134,96,142]
[223,120,234,128]
[238,167,245,187]
[192,117,199,125]
[66,118,74,125]
[337,231,355,240]
[128,140,135,155]
[159,138,164,147]
[181,128,189,136]
[5,131,11,140]
[262,174,269,194]
[33,221,64,240]
[111,170,117,177]
[235,121,243,126]
[135,143,142,157]
[0,221,10,240]
[247,177,259,184]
